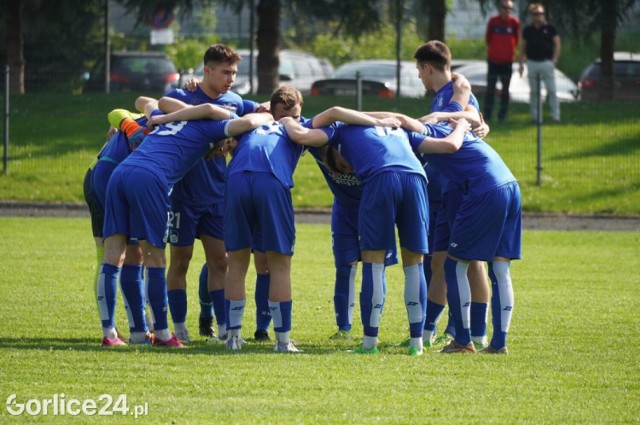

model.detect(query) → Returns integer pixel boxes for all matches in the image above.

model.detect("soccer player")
[158,44,261,343]
[99,103,272,348]
[222,87,401,352]
[281,113,466,356]
[307,145,398,340]
[394,114,520,354]
[84,97,156,347]
[414,40,491,350]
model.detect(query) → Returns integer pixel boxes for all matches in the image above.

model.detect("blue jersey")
[308,147,362,210]
[227,120,307,189]
[321,123,426,184]
[119,114,232,189]
[431,80,481,114]
[409,124,516,197]
[164,87,259,205]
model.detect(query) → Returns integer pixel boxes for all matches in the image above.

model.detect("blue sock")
[444,309,456,338]
[97,264,119,329]
[145,267,168,332]
[424,300,445,332]
[198,263,213,319]
[255,273,271,331]
[168,289,187,324]
[119,264,147,333]
[488,261,514,349]
[444,257,471,345]
[269,300,292,333]
[360,263,385,337]
[209,289,226,326]
[226,299,246,330]
[334,264,355,331]
[404,263,427,338]
[470,301,488,339]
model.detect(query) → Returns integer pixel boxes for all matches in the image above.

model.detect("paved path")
[1,201,639,231]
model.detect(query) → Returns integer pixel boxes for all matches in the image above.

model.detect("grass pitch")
[0,217,638,423]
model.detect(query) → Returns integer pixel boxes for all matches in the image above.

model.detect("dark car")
[578,51,640,101]
[310,60,426,98]
[83,51,180,93]
[179,49,333,96]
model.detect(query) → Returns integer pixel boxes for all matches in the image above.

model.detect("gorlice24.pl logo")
[6,393,148,418]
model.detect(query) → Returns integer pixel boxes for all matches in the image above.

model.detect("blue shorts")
[103,165,171,248]
[332,201,398,266]
[449,181,522,261]
[432,186,465,252]
[92,159,118,212]
[358,172,429,254]
[168,200,224,246]
[224,172,295,255]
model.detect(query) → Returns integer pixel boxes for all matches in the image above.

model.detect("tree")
[4,0,25,93]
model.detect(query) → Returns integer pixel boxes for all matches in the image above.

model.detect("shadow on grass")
[0,337,353,356]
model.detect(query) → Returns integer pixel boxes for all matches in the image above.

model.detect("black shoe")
[254,329,271,342]
[199,317,216,338]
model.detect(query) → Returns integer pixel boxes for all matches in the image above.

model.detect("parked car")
[83,51,180,93]
[578,51,640,101]
[179,49,333,96]
[310,60,427,98]
[452,60,580,103]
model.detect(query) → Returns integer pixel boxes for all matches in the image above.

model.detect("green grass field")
[1,217,638,423]
[0,93,639,214]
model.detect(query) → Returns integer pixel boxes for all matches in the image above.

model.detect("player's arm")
[148,103,239,128]
[310,106,400,129]
[363,111,425,133]
[226,112,273,137]
[281,117,329,147]
[135,96,158,113]
[416,119,471,154]
[158,96,189,114]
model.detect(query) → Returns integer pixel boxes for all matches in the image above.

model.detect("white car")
[453,60,580,103]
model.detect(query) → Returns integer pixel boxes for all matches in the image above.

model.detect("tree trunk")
[256,0,281,95]
[598,1,616,100]
[4,0,25,94]
[427,0,446,42]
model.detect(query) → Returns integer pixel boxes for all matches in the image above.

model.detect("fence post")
[355,71,362,111]
[3,64,8,175]
[536,73,542,186]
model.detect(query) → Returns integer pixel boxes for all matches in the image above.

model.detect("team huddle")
[84,41,521,356]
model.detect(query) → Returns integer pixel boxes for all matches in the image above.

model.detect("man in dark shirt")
[518,2,561,123]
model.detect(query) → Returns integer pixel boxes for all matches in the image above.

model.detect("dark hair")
[413,40,451,72]
[203,44,241,67]
[270,85,304,114]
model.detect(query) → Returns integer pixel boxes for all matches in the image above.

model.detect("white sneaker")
[226,335,242,351]
[175,329,192,343]
[274,341,303,353]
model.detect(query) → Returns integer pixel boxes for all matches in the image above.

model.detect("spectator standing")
[519,2,561,123]
[484,0,520,123]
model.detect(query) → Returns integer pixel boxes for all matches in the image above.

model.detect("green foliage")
[1,218,639,423]
[165,37,214,70]
[0,93,639,214]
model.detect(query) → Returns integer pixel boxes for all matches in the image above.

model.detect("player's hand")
[418,113,439,125]
[451,117,471,133]
[472,122,490,139]
[183,78,201,92]
[106,126,117,141]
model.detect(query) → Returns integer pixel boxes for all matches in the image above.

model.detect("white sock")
[363,335,378,349]
[102,327,117,339]
[155,328,171,341]
[218,323,227,337]
[129,331,148,343]
[276,331,290,344]
[410,337,423,350]
[174,322,187,333]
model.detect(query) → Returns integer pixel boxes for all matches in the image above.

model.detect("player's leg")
[486,259,514,353]
[330,202,360,339]
[253,250,272,341]
[197,263,215,337]
[469,260,490,349]
[119,243,150,344]
[266,251,300,352]
[201,234,228,340]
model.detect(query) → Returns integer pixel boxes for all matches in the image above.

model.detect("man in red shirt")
[484,0,520,122]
